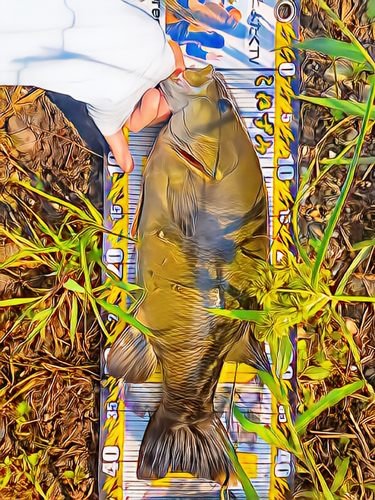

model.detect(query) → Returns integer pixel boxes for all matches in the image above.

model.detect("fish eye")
[218,99,230,113]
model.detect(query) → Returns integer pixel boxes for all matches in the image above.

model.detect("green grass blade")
[13,194,57,242]
[294,38,368,64]
[64,278,85,294]
[17,401,30,416]
[95,256,143,298]
[353,238,375,250]
[331,311,370,396]
[0,468,12,488]
[233,405,294,453]
[291,155,318,266]
[318,0,375,69]
[106,278,142,293]
[16,306,57,350]
[96,298,154,338]
[258,371,285,404]
[57,211,77,238]
[305,446,335,500]
[369,0,375,19]
[0,247,61,270]
[331,457,350,493]
[280,335,293,377]
[27,452,40,468]
[0,298,44,343]
[30,308,53,325]
[295,380,364,435]
[78,236,111,339]
[70,294,78,345]
[311,80,375,289]
[335,247,372,296]
[297,95,371,119]
[0,225,36,249]
[23,471,48,500]
[321,156,375,166]
[207,308,266,324]
[223,443,259,500]
[12,180,92,222]
[77,191,103,225]
[0,297,41,307]
[301,366,332,380]
[334,295,375,303]
[292,128,369,246]
[89,294,111,339]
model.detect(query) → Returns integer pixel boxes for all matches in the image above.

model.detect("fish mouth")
[175,146,214,179]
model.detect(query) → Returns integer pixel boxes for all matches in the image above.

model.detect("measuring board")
[100,1,300,499]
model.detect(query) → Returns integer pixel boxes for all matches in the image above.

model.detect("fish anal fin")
[106,325,157,383]
[167,172,198,237]
[225,326,270,373]
[226,334,251,364]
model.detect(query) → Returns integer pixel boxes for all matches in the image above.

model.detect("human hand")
[104,128,134,173]
[227,7,242,24]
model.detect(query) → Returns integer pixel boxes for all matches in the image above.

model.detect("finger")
[104,129,134,173]
[114,151,134,173]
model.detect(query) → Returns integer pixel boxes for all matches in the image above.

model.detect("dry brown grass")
[0,87,100,500]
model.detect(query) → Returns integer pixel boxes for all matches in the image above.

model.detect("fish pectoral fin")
[167,171,198,237]
[106,325,157,383]
[225,326,270,373]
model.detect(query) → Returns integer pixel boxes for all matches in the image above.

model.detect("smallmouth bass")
[107,65,270,487]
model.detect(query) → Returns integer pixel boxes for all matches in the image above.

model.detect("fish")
[107,65,270,486]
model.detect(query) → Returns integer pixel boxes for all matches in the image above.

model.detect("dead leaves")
[298,0,375,498]
[0,86,100,500]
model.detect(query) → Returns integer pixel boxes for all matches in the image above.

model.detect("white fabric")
[0,0,175,135]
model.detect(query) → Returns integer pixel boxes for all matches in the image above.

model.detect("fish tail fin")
[137,404,236,485]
